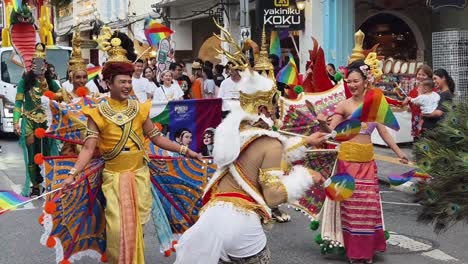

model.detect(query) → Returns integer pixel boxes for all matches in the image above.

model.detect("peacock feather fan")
[416,101,468,233]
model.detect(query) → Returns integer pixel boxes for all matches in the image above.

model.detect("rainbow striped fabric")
[269,31,282,66]
[0,190,28,215]
[11,0,23,11]
[87,66,101,81]
[144,18,174,46]
[350,88,400,131]
[276,53,299,86]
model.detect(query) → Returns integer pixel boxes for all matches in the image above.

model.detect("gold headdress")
[213,19,278,115]
[349,30,365,64]
[68,28,87,74]
[254,26,275,80]
[33,43,46,59]
[96,26,131,63]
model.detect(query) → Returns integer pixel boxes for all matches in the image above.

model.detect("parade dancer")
[319,60,408,264]
[61,28,202,264]
[174,22,328,264]
[13,43,62,197]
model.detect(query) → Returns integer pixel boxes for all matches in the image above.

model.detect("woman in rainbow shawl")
[320,60,408,264]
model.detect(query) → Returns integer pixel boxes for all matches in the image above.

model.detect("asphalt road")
[0,136,467,264]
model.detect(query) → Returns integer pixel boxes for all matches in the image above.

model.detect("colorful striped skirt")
[337,142,386,260]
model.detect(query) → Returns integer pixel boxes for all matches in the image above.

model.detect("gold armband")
[15,93,24,101]
[84,128,99,141]
[259,168,283,187]
[179,145,188,156]
[148,126,161,138]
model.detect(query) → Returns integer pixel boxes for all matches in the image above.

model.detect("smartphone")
[33,58,45,76]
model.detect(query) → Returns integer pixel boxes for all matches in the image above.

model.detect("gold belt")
[22,111,47,123]
[104,150,145,172]
[338,142,374,162]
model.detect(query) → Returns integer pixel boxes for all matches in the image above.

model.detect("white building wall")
[299,0,324,72]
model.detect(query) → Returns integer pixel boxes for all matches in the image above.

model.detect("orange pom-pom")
[38,213,44,225]
[164,249,171,257]
[154,122,163,132]
[100,253,108,262]
[43,91,55,100]
[44,201,57,214]
[34,153,44,165]
[76,87,88,97]
[171,240,177,252]
[46,236,56,248]
[34,128,47,139]
[60,259,71,264]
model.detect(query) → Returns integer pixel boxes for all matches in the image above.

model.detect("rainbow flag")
[11,0,22,11]
[144,18,174,47]
[87,66,101,81]
[0,190,29,215]
[269,31,282,66]
[276,53,299,86]
[350,88,400,131]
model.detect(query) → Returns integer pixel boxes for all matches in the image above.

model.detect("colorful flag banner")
[276,53,299,86]
[150,98,222,155]
[0,190,29,215]
[269,31,282,66]
[12,0,22,11]
[87,66,101,81]
[350,88,400,131]
[144,18,174,47]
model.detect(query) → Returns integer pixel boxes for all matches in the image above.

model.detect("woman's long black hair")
[433,68,456,94]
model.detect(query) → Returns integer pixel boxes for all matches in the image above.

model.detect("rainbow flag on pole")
[87,66,101,81]
[144,18,174,47]
[11,0,23,11]
[350,88,400,130]
[270,31,282,66]
[276,53,299,86]
[0,190,29,215]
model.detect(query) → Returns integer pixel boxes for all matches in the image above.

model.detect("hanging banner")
[150,98,222,155]
[258,0,305,31]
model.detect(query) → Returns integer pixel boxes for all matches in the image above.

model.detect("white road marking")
[422,249,459,262]
[389,234,459,262]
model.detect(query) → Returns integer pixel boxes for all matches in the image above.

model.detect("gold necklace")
[98,99,139,126]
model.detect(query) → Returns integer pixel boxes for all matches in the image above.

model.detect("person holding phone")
[13,43,62,197]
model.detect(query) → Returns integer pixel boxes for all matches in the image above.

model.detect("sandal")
[348,259,363,264]
[271,208,291,223]
[363,259,373,264]
[30,185,43,197]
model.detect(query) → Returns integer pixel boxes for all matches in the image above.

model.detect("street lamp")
[296,0,306,10]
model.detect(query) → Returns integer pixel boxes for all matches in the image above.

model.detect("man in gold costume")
[62,29,202,264]
[174,24,328,264]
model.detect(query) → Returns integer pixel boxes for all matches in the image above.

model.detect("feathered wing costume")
[415,101,467,233]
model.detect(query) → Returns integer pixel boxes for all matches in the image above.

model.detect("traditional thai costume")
[175,24,320,264]
[13,44,60,196]
[81,31,156,264]
[338,123,386,260]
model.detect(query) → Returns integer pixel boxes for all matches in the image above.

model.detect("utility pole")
[239,0,250,42]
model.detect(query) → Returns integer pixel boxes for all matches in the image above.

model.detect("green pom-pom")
[271,125,278,131]
[384,230,390,240]
[309,220,320,231]
[293,85,304,94]
[314,234,323,244]
[334,72,343,81]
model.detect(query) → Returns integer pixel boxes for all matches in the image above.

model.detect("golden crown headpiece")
[68,28,87,74]
[349,30,365,64]
[254,26,274,73]
[33,43,46,59]
[213,19,278,115]
[96,26,130,63]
